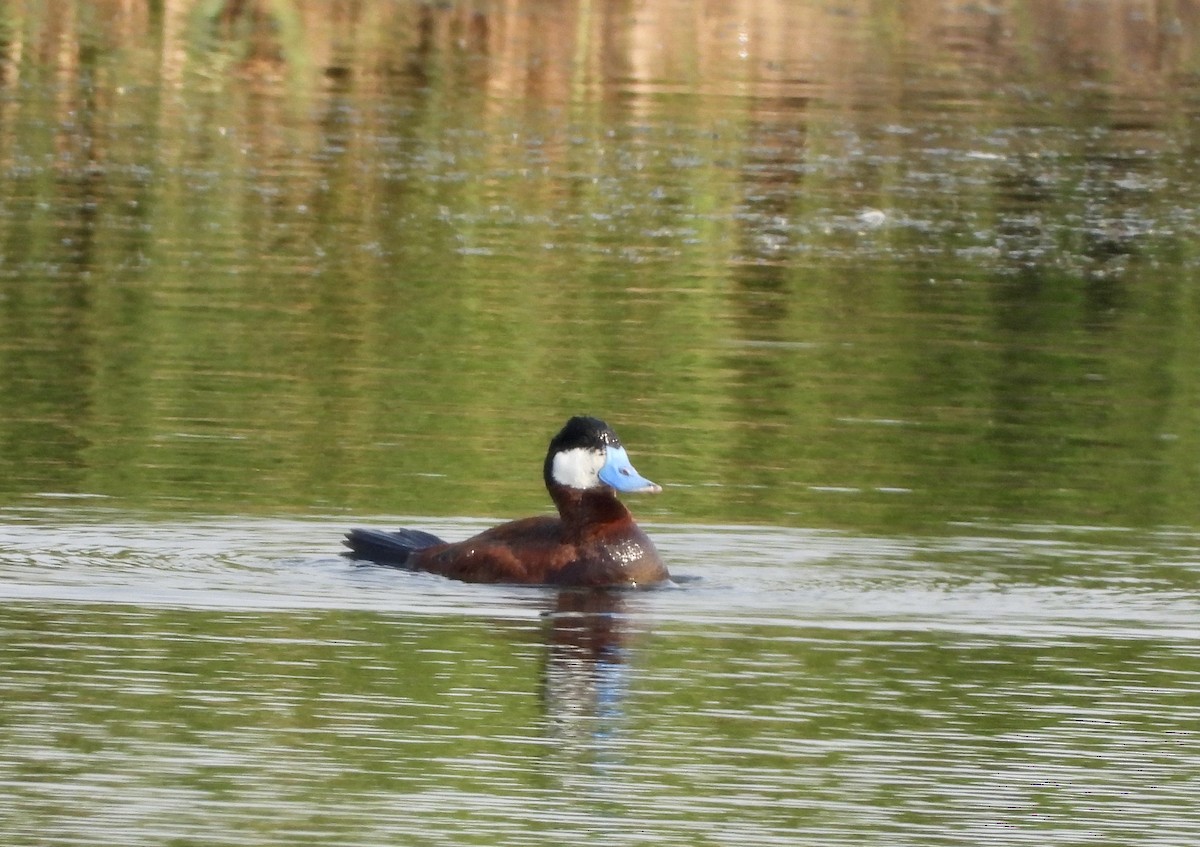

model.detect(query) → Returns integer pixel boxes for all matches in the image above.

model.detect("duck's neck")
[547,483,633,538]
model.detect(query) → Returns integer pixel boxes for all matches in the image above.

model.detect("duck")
[343,416,669,587]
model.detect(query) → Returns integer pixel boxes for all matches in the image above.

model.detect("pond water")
[3,1,1200,844]
[3,511,1200,845]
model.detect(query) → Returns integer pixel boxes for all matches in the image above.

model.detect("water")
[4,1,1200,844]
[3,510,1199,845]
[3,2,1199,529]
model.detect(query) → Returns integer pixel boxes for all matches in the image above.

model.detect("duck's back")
[413,516,666,586]
[411,516,566,583]
[350,513,667,587]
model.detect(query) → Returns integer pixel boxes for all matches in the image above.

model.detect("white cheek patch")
[551,447,606,489]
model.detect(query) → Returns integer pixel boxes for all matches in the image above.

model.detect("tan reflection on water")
[1,1,1196,107]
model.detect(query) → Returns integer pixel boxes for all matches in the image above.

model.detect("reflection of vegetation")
[1,1,1199,529]
[0,604,548,831]
[4,599,1190,843]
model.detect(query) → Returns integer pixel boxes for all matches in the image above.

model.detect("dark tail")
[343,528,446,567]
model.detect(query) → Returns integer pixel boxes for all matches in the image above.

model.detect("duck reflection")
[540,589,632,749]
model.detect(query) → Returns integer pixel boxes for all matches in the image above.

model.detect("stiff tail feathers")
[343,528,445,567]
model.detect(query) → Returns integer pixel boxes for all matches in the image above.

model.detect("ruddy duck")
[343,416,669,587]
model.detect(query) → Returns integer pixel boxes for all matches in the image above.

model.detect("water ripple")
[2,511,1198,845]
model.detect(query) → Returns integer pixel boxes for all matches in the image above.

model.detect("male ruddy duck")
[343,416,669,587]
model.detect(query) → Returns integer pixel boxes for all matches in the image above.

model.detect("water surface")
[2,0,1199,528]
[3,2,1200,844]
[3,510,1199,846]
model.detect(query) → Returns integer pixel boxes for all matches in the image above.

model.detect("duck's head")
[543,416,661,495]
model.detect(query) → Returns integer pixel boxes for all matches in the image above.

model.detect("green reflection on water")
[2,1,1200,531]
[3,601,1193,844]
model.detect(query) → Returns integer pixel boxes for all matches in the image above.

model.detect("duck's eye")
[621,468,631,476]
